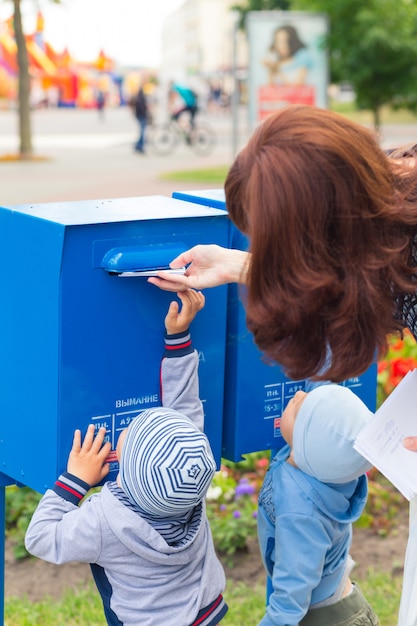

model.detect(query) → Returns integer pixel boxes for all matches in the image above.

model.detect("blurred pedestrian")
[96,90,106,120]
[133,85,149,154]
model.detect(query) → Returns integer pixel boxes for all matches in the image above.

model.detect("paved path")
[0,106,416,207]
[0,107,248,206]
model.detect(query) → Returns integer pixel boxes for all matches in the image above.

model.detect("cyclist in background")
[168,81,199,135]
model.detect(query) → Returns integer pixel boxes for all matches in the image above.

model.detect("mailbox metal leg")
[1,485,5,625]
[0,476,13,626]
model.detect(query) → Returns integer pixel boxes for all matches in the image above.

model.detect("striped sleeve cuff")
[53,471,91,505]
[190,594,228,626]
[164,329,193,358]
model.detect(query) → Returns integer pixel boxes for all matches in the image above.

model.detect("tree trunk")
[13,0,33,158]
[373,106,381,132]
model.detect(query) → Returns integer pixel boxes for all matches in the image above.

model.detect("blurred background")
[0,0,416,203]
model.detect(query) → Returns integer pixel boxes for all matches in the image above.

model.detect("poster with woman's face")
[246,11,329,126]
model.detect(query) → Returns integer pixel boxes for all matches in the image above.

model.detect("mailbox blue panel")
[0,196,229,493]
[172,189,378,460]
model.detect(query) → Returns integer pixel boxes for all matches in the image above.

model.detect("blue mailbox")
[0,196,230,494]
[172,189,378,461]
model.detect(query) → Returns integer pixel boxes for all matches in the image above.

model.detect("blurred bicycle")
[148,117,216,156]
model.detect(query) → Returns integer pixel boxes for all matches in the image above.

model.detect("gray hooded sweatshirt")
[25,330,227,626]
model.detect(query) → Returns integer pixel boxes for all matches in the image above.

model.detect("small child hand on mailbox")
[25,289,228,626]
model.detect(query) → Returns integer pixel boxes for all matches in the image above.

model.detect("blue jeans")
[135,116,147,152]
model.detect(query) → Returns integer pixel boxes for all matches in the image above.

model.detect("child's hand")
[67,425,111,486]
[165,290,205,335]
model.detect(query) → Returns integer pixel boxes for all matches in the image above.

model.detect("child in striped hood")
[25,289,228,626]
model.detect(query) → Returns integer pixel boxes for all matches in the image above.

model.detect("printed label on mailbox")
[263,381,306,438]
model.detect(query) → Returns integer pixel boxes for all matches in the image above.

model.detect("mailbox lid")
[172,189,226,210]
[8,195,226,226]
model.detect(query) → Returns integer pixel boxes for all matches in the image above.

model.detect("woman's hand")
[67,425,111,486]
[165,290,205,335]
[403,437,417,452]
[147,245,250,292]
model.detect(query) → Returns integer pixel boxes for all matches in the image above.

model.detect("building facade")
[160,0,246,105]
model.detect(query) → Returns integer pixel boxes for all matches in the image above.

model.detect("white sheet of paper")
[354,369,417,500]
[117,267,186,277]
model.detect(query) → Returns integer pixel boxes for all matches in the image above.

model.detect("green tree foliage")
[232,0,291,30]
[242,0,291,7]
[293,0,417,128]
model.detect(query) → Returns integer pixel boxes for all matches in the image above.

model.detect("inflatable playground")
[0,11,141,109]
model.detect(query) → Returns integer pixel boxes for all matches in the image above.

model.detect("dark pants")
[135,115,147,152]
[172,105,198,129]
[300,583,378,626]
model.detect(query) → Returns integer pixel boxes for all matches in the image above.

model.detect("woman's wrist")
[223,249,250,284]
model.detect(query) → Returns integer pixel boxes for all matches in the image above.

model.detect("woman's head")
[225,105,417,381]
[270,25,306,59]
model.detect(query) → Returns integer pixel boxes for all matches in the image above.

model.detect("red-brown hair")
[225,105,417,381]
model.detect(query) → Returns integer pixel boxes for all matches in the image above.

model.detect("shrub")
[5,485,41,559]
[377,329,417,406]
[206,453,269,560]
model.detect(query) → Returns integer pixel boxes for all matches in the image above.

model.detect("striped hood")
[119,407,216,518]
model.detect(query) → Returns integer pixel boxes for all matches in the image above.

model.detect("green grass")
[359,570,403,625]
[157,102,417,185]
[4,570,403,625]
[330,100,417,125]
[223,581,265,624]
[159,165,228,184]
[5,582,104,626]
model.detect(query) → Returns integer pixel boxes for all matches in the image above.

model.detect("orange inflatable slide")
[0,11,120,108]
